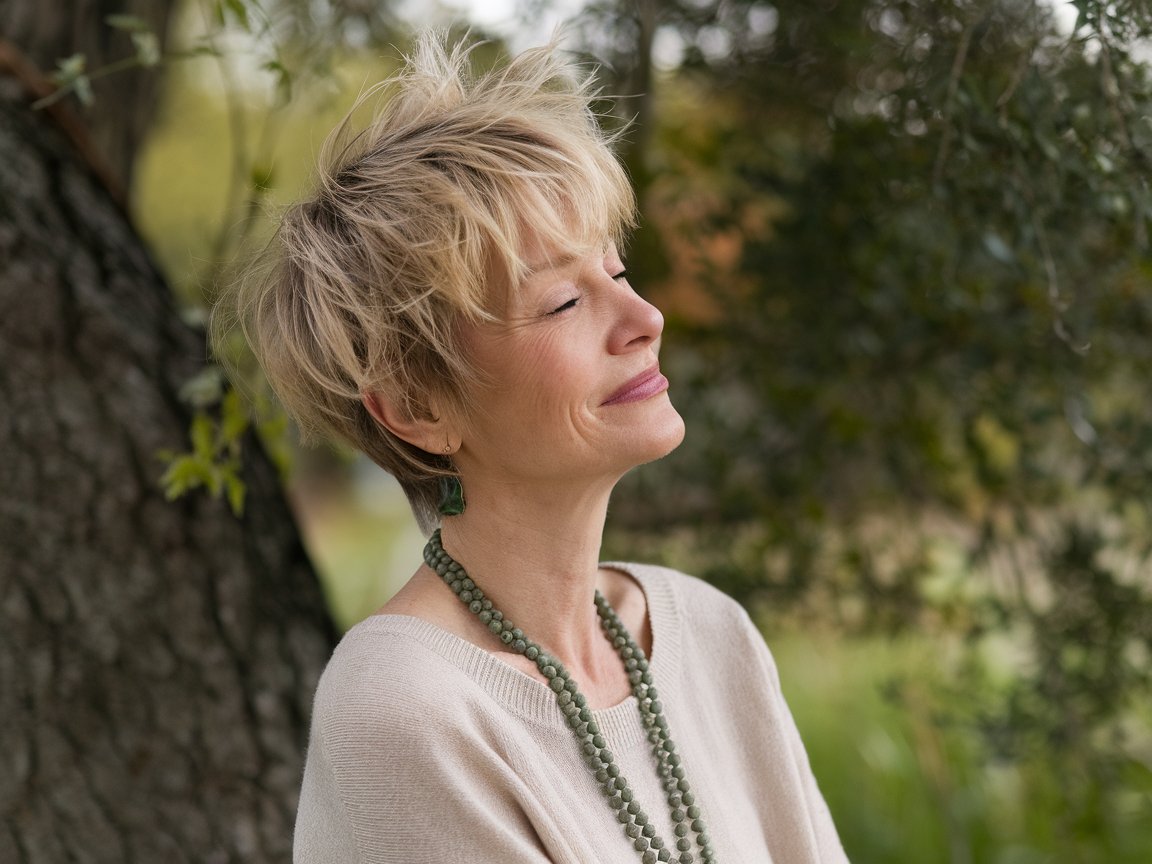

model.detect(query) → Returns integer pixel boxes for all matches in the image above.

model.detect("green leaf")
[53,54,87,84]
[220,388,250,444]
[73,75,94,107]
[223,0,251,31]
[190,413,216,459]
[179,366,225,408]
[225,473,247,517]
[105,14,150,32]
[131,31,161,68]
[982,232,1015,264]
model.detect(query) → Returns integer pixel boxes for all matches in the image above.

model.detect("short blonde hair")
[217,33,637,530]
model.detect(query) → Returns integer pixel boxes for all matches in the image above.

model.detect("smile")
[601,365,669,406]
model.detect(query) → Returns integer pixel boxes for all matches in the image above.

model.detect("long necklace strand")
[424,529,715,864]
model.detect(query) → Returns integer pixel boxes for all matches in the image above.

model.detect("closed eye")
[612,270,630,282]
[548,298,579,315]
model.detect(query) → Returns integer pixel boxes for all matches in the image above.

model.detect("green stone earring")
[437,474,465,516]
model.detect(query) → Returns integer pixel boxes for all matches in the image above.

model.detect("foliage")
[584,0,1152,855]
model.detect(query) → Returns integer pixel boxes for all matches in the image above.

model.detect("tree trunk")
[0,0,176,193]
[0,60,336,864]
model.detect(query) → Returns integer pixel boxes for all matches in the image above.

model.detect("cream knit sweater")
[294,563,849,863]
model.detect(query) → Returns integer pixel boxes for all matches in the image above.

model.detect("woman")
[225,33,847,864]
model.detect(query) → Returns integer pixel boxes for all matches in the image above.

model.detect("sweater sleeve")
[738,607,850,863]
[293,634,555,864]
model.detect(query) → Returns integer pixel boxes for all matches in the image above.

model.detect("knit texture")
[294,564,849,863]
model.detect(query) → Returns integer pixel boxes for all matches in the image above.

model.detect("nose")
[608,279,665,354]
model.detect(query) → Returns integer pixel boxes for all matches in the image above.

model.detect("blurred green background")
[131,0,1152,860]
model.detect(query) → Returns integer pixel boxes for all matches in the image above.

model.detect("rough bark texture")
[0,0,175,192]
[0,71,336,863]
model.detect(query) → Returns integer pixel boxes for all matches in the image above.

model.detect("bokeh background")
[9,0,1152,861]
[141,0,1152,860]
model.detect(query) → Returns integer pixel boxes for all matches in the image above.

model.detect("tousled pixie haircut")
[216,33,637,531]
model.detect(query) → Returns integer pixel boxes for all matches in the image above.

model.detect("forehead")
[487,218,606,313]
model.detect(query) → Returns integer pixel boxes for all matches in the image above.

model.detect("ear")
[362,390,456,455]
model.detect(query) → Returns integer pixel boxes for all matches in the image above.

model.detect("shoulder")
[309,615,489,750]
[606,560,755,633]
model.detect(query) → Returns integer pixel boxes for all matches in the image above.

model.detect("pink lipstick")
[602,366,669,406]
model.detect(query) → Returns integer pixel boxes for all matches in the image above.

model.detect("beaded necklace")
[424,529,716,864]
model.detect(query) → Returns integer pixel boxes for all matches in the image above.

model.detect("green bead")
[423,531,715,864]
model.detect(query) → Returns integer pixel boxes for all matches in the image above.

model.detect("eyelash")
[547,270,629,315]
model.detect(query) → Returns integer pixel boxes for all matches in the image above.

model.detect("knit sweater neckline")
[346,562,683,749]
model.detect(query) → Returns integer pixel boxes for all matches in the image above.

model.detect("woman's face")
[453,236,685,494]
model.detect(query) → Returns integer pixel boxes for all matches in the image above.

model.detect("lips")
[601,365,669,406]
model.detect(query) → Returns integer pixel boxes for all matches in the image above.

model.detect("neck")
[436,475,616,675]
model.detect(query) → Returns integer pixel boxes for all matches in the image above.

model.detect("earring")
[437,474,466,516]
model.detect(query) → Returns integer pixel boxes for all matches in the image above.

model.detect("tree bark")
[0,63,336,864]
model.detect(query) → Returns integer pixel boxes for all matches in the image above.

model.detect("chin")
[628,403,686,467]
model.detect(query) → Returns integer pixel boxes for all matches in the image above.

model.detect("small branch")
[0,38,125,209]
[932,17,978,188]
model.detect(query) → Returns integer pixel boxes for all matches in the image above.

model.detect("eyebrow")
[524,250,580,275]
